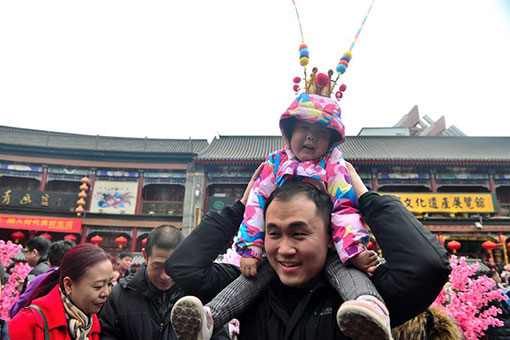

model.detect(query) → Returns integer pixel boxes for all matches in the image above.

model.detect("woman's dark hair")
[27,244,109,305]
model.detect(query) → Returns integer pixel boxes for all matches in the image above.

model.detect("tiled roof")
[197,135,510,163]
[197,136,284,161]
[0,126,208,154]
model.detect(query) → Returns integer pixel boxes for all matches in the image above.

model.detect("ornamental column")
[182,163,206,236]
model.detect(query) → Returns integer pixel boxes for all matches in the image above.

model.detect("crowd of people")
[1,161,456,339]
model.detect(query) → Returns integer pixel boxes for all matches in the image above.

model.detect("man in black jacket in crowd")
[166,163,451,339]
[99,225,229,340]
[18,236,51,294]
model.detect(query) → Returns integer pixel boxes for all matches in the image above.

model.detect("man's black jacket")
[166,192,451,339]
[99,265,230,340]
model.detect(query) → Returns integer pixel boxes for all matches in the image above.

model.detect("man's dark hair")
[118,251,132,259]
[145,225,184,257]
[487,270,498,279]
[26,236,52,258]
[48,240,75,267]
[263,181,333,234]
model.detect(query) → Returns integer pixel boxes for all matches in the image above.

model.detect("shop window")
[143,184,184,202]
[0,176,40,190]
[46,180,81,193]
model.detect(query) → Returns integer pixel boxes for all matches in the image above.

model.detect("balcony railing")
[142,201,183,216]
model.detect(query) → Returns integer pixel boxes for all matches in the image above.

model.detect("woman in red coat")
[9,244,113,340]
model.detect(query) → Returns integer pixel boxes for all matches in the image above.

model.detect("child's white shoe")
[171,296,214,340]
[336,295,393,340]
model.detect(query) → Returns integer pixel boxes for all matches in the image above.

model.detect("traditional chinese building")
[196,135,510,264]
[0,125,207,255]
[2,123,510,264]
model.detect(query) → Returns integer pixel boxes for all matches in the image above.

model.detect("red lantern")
[482,240,497,251]
[91,235,103,245]
[81,177,90,184]
[115,236,128,249]
[367,241,373,250]
[79,183,88,191]
[141,238,147,246]
[11,231,25,244]
[507,241,510,249]
[39,233,52,240]
[447,240,461,251]
[64,234,77,242]
[75,206,85,214]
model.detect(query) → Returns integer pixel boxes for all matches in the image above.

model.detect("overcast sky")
[1,0,509,141]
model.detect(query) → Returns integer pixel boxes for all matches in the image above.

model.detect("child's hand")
[349,250,380,276]
[345,161,369,199]
[240,257,260,277]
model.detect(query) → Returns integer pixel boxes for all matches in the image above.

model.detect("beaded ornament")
[291,0,375,100]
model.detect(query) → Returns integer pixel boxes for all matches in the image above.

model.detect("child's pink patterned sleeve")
[326,149,370,263]
[235,152,279,260]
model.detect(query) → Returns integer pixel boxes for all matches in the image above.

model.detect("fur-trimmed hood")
[391,306,462,340]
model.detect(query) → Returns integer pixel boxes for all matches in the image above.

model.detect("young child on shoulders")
[171,82,393,340]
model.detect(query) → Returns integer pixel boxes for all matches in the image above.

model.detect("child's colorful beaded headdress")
[290,0,375,100]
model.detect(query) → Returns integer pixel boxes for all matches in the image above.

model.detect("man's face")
[23,248,40,267]
[143,246,174,291]
[118,256,132,272]
[265,194,332,288]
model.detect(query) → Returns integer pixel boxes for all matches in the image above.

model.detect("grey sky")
[1,0,509,140]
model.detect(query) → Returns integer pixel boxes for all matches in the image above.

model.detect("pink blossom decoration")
[0,240,32,322]
[433,255,504,340]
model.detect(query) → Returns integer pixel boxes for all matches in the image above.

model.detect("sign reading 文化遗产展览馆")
[382,193,497,213]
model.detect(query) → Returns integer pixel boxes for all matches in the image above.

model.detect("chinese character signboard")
[383,193,497,213]
[90,181,138,215]
[0,188,76,212]
[0,214,81,233]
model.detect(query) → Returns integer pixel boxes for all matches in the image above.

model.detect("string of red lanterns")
[76,177,90,216]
